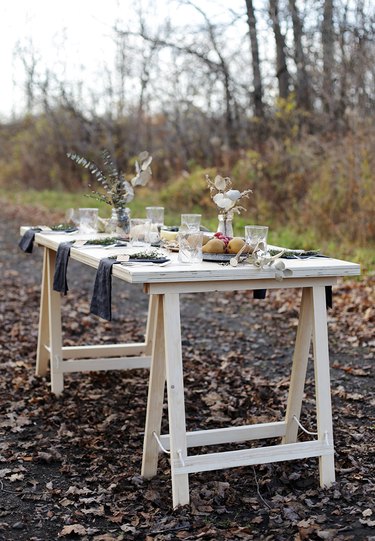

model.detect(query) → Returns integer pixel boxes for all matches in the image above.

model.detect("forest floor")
[0,204,374,541]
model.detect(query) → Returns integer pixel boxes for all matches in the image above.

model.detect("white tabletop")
[22,229,361,285]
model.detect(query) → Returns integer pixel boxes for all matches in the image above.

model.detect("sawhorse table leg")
[142,292,189,507]
[163,292,189,507]
[46,249,64,394]
[283,287,313,443]
[36,247,50,377]
[141,279,336,508]
[35,247,155,396]
[142,295,166,478]
[283,285,335,487]
[36,247,65,393]
[312,285,335,487]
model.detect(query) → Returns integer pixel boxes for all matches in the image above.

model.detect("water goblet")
[244,225,269,254]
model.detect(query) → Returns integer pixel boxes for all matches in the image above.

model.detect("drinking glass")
[65,208,80,226]
[79,208,98,234]
[178,227,203,264]
[180,214,201,231]
[146,207,164,243]
[130,218,151,247]
[146,207,164,225]
[244,225,269,253]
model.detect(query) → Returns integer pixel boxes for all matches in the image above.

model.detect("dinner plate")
[85,242,128,248]
[41,228,78,234]
[268,247,321,259]
[128,257,170,264]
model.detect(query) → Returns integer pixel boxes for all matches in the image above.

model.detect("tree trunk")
[245,0,264,118]
[269,0,290,100]
[322,0,335,116]
[288,0,311,110]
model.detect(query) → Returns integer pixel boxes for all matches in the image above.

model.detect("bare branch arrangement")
[67,150,152,209]
[205,174,252,215]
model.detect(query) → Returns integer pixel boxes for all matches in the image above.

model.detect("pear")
[227,237,251,254]
[202,238,226,253]
[202,234,211,246]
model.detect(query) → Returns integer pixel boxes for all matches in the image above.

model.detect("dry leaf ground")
[0,205,374,541]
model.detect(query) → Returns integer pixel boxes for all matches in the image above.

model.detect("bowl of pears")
[202,232,252,261]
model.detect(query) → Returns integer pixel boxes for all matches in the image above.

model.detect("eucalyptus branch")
[67,149,152,210]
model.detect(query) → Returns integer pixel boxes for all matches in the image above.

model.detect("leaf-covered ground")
[0,205,374,541]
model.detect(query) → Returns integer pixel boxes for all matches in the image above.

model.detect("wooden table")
[22,229,360,508]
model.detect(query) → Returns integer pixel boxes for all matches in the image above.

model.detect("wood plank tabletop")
[20,228,361,284]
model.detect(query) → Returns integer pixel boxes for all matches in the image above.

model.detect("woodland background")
[1,2,374,539]
[0,0,374,264]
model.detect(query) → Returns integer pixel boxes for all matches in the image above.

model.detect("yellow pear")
[202,238,226,253]
[227,237,251,254]
[202,234,211,246]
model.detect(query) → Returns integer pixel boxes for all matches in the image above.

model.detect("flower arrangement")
[205,174,252,236]
[67,149,152,210]
[205,174,252,215]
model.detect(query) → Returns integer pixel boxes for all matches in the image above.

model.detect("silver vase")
[115,207,131,236]
[217,212,234,237]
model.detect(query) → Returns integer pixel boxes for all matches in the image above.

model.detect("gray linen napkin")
[90,258,121,321]
[325,286,333,309]
[253,287,332,307]
[254,290,266,300]
[19,228,42,253]
[53,241,75,295]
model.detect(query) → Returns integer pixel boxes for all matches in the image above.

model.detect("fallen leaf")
[58,524,87,537]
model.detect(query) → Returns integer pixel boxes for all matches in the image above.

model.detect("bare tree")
[117,1,240,149]
[288,0,311,110]
[14,39,40,113]
[245,0,264,117]
[183,1,238,148]
[4,0,375,191]
[269,0,290,100]
[114,30,128,119]
[352,0,374,114]
[322,0,335,116]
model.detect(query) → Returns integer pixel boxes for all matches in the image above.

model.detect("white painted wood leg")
[283,287,313,444]
[141,295,166,478]
[163,293,189,508]
[46,249,64,396]
[144,294,158,356]
[312,285,335,487]
[36,247,50,376]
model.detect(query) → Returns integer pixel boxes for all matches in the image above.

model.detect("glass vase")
[115,207,131,237]
[217,212,233,237]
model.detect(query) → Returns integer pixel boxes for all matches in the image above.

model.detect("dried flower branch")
[229,241,292,280]
[205,174,252,215]
[67,149,152,210]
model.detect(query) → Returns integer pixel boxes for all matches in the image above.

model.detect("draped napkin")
[90,258,121,321]
[18,227,42,253]
[325,286,333,309]
[53,241,75,295]
[253,287,332,307]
